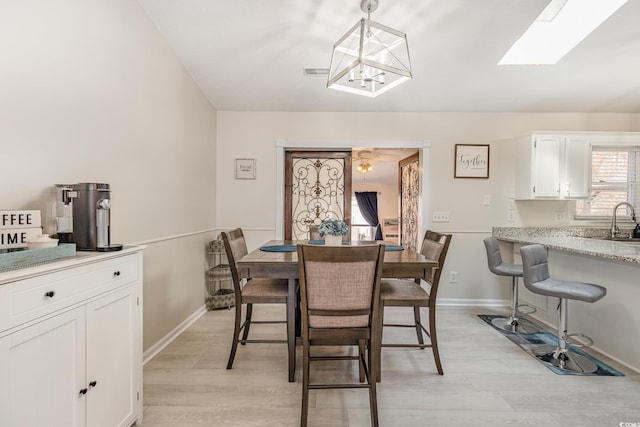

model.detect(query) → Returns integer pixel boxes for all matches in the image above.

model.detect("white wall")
[0,0,218,350]
[216,112,640,305]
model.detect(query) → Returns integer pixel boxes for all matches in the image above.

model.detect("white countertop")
[0,245,144,285]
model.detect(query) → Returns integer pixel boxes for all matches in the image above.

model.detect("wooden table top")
[238,240,438,279]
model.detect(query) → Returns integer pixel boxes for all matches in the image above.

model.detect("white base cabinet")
[0,247,143,427]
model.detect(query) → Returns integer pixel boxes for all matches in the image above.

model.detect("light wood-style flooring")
[141,305,640,426]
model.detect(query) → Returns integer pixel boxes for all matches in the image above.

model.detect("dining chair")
[221,228,290,370]
[297,244,385,427]
[379,230,452,376]
[308,225,321,240]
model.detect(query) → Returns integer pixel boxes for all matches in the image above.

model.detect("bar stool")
[520,244,607,374]
[483,237,539,334]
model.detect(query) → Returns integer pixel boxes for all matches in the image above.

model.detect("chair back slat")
[420,231,452,298]
[309,225,322,240]
[221,228,248,296]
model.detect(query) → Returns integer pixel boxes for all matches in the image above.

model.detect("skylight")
[498,0,628,65]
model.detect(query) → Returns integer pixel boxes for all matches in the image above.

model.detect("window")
[351,198,374,241]
[575,146,640,218]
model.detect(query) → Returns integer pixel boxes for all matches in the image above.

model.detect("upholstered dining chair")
[221,228,290,371]
[308,225,322,240]
[297,244,385,427]
[379,230,452,377]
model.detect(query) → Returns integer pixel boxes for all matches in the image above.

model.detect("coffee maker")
[71,183,123,252]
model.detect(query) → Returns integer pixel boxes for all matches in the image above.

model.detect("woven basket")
[206,289,235,310]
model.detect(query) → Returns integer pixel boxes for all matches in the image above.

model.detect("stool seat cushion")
[528,277,607,303]
[492,263,523,277]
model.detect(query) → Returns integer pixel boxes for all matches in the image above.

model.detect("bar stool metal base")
[491,316,540,334]
[533,347,598,374]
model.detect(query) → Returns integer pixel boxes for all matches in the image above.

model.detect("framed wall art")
[454,144,490,179]
[235,158,256,179]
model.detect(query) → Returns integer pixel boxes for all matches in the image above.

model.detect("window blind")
[575,146,640,218]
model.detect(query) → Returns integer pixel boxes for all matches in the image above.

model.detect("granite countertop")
[493,227,640,264]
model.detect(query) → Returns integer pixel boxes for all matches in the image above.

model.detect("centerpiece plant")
[318,219,349,245]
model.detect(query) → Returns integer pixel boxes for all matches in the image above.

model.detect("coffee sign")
[1,210,42,249]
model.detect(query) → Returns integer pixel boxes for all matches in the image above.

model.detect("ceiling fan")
[353,150,379,174]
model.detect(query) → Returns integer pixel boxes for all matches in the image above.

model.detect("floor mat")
[478,314,624,376]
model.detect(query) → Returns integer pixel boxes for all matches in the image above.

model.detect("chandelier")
[357,160,374,174]
[327,0,412,98]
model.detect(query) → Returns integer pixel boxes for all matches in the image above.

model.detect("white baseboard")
[143,305,207,365]
[437,298,509,307]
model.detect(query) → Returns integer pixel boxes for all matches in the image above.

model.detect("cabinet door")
[0,308,86,427]
[532,135,562,198]
[564,136,591,199]
[85,286,139,427]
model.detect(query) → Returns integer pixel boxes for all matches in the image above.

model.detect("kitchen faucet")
[611,202,637,238]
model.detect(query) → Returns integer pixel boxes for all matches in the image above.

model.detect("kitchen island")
[493,227,640,373]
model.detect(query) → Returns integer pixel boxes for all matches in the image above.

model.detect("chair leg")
[429,305,443,375]
[241,303,253,345]
[358,339,366,383]
[300,343,310,427]
[375,304,384,382]
[226,302,243,369]
[367,338,379,427]
[413,306,425,348]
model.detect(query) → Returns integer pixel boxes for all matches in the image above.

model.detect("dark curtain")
[355,191,383,240]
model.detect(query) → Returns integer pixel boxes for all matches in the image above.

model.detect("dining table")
[236,240,438,382]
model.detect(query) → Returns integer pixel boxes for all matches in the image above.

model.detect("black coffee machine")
[67,183,123,252]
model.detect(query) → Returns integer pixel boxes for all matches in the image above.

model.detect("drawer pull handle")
[44,291,55,298]
[113,271,121,277]
[89,380,97,388]
[79,388,88,395]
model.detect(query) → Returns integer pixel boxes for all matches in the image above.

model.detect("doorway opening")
[276,140,431,245]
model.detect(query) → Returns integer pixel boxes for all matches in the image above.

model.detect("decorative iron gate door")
[284,151,352,240]
[399,153,419,251]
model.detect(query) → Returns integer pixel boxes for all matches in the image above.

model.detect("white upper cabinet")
[564,135,592,199]
[515,132,591,200]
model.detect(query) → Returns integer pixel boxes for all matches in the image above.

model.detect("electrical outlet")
[449,271,458,283]
[554,212,566,221]
[483,195,491,206]
[507,210,516,222]
[432,212,449,222]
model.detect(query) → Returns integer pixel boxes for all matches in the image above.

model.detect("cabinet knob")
[79,388,88,395]
[113,271,121,277]
[89,380,97,388]
[44,291,55,298]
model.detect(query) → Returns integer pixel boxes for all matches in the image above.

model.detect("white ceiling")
[352,148,417,185]
[137,0,640,113]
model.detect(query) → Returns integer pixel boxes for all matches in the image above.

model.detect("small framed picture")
[235,158,256,179]
[454,144,490,179]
